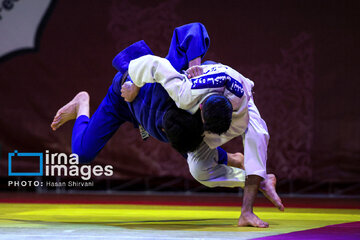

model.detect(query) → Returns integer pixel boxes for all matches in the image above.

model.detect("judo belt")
[121,71,150,141]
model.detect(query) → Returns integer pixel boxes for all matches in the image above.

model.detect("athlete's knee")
[248,127,270,146]
[256,120,270,142]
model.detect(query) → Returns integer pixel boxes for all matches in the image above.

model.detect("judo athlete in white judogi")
[122,55,284,228]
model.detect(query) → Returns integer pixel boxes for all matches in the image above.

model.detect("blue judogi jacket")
[111,23,210,143]
[110,23,227,164]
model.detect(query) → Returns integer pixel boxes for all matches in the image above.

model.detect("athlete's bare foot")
[51,91,90,131]
[260,174,285,211]
[238,211,269,228]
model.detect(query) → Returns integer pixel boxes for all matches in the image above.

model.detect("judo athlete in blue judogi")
[51,23,283,228]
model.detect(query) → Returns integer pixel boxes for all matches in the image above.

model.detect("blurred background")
[0,0,359,197]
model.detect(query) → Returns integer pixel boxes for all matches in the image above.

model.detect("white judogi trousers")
[187,96,269,188]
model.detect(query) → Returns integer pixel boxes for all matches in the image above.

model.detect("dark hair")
[163,108,204,154]
[202,94,232,135]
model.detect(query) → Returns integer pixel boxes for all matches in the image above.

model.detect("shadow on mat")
[6,218,240,230]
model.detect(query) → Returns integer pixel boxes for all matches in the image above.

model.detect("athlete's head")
[163,108,204,154]
[201,94,233,135]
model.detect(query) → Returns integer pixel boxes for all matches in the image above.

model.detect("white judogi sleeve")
[128,54,251,144]
[128,55,205,114]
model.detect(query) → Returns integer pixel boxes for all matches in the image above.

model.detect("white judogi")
[129,55,269,187]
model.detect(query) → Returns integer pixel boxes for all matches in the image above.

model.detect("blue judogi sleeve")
[166,22,210,72]
[217,147,228,165]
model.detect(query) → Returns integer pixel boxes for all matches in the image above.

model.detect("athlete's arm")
[122,55,203,103]
[128,55,198,111]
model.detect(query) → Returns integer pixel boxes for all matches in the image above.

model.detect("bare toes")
[258,221,269,228]
[238,212,269,228]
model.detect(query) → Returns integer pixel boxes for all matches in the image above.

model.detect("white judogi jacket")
[128,55,255,149]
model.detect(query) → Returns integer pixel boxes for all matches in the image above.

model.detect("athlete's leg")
[51,73,134,163]
[243,97,269,180]
[188,136,282,228]
[238,97,284,227]
[51,91,90,130]
[188,143,282,212]
[187,142,246,188]
[166,23,210,72]
[238,175,269,227]
[227,152,245,169]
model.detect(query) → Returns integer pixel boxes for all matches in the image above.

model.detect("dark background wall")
[1,0,359,186]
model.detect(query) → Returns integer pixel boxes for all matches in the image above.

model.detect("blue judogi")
[71,23,227,164]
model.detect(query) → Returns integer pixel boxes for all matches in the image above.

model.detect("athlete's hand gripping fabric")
[186,65,204,79]
[121,81,140,102]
